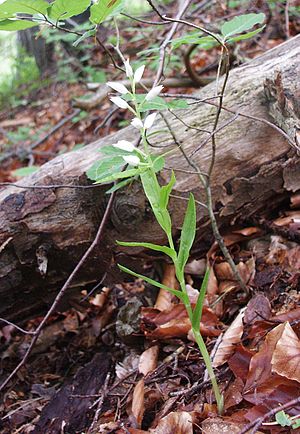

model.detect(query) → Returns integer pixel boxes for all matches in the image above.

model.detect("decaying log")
[0,36,299,323]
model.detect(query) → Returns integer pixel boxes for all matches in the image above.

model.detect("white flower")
[124,58,133,78]
[145,85,164,101]
[112,140,135,152]
[107,81,128,94]
[144,112,157,129]
[110,96,130,109]
[131,117,144,129]
[133,65,145,83]
[123,155,140,165]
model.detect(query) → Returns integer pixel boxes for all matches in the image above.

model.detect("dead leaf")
[89,287,111,308]
[212,308,245,367]
[271,322,300,383]
[228,345,253,381]
[132,378,145,428]
[149,411,193,434]
[201,417,259,434]
[244,323,285,392]
[224,377,244,410]
[155,264,178,311]
[243,293,272,325]
[138,346,159,376]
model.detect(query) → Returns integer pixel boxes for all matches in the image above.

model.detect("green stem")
[192,329,224,415]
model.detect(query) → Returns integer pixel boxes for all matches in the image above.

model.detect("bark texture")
[0,36,299,322]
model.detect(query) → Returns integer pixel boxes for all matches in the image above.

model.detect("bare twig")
[0,192,115,392]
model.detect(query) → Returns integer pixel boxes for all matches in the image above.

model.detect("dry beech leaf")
[138,346,159,376]
[244,323,285,392]
[243,293,272,325]
[132,378,145,427]
[149,411,193,434]
[201,417,261,434]
[212,308,245,367]
[271,322,300,383]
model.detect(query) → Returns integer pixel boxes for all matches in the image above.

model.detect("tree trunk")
[18,28,56,76]
[0,36,299,323]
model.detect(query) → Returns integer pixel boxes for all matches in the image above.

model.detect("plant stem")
[192,329,224,415]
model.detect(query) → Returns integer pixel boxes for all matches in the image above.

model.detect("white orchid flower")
[144,112,157,129]
[110,96,130,109]
[133,65,145,84]
[131,117,144,129]
[107,81,128,94]
[145,85,164,101]
[124,58,133,78]
[112,140,135,152]
[123,155,140,165]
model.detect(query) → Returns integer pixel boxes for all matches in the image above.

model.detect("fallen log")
[0,36,299,323]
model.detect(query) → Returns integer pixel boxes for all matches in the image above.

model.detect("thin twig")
[239,395,300,434]
[0,192,115,393]
[0,318,35,335]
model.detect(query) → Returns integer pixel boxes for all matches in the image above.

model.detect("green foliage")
[176,193,196,280]
[48,0,90,20]
[275,410,300,429]
[0,19,37,30]
[0,0,49,17]
[171,13,265,51]
[0,41,40,109]
[221,12,265,40]
[12,166,39,177]
[90,0,124,24]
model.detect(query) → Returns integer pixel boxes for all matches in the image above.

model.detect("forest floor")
[0,2,300,433]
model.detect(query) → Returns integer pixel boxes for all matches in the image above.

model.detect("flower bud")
[145,85,164,101]
[107,81,128,94]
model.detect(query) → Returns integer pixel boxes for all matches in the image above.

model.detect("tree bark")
[0,36,299,323]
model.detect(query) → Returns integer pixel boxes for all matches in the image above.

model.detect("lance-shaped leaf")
[49,0,90,20]
[118,264,184,301]
[191,267,210,330]
[94,167,142,184]
[159,171,176,211]
[117,241,176,261]
[176,194,196,278]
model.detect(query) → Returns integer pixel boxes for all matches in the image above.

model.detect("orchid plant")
[87,60,224,414]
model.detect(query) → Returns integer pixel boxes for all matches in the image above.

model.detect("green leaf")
[105,177,135,193]
[49,0,90,20]
[191,267,210,329]
[292,419,300,429]
[227,26,265,43]
[159,171,175,210]
[90,0,124,24]
[86,156,124,181]
[94,168,142,184]
[152,156,165,173]
[176,193,196,278]
[117,241,176,261]
[12,166,40,177]
[221,13,265,40]
[171,34,217,50]
[118,264,184,300]
[140,169,171,235]
[0,18,37,30]
[0,0,49,16]
[73,28,96,47]
[275,411,292,427]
